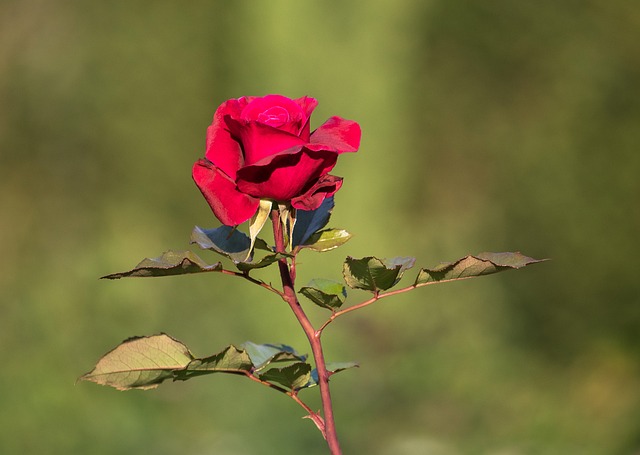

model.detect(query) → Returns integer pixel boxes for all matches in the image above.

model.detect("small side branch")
[243,372,325,437]
[219,269,283,297]
[317,284,419,335]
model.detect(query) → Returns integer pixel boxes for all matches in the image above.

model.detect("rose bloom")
[192,95,361,225]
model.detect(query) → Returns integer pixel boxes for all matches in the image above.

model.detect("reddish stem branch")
[243,372,325,437]
[219,269,283,296]
[317,284,419,335]
[271,209,342,455]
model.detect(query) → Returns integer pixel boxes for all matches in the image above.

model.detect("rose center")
[257,106,290,128]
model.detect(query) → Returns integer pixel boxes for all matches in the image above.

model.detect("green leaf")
[235,252,290,272]
[81,337,318,393]
[101,250,223,279]
[258,362,312,391]
[191,225,276,270]
[241,342,307,371]
[343,256,416,292]
[175,345,253,380]
[79,334,193,390]
[191,225,254,263]
[292,196,334,247]
[415,252,546,286]
[305,362,359,389]
[299,228,352,252]
[299,279,347,311]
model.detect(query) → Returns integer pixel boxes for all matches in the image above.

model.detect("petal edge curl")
[192,159,260,226]
[236,150,338,201]
[291,174,343,211]
[310,117,361,153]
[205,99,249,178]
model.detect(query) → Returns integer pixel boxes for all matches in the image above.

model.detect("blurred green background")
[1,1,638,454]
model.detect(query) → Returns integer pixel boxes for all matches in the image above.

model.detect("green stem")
[271,209,342,455]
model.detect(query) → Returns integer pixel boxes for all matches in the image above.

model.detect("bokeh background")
[1,1,639,454]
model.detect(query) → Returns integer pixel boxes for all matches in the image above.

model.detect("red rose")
[192,95,361,225]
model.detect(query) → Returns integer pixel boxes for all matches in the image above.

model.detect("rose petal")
[291,174,344,211]
[295,96,318,117]
[294,96,318,140]
[192,159,260,226]
[225,118,307,166]
[204,98,251,179]
[240,95,306,134]
[310,116,361,153]
[236,149,338,201]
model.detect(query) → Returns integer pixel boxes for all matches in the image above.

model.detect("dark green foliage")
[415,252,546,286]
[101,251,223,279]
[292,196,334,247]
[300,279,348,311]
[343,256,416,292]
[81,335,355,393]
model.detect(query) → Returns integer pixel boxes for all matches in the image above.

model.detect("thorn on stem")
[303,412,327,440]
